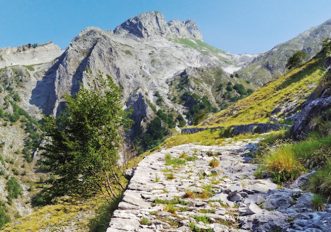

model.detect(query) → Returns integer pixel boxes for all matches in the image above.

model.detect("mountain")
[29,11,255,150]
[2,11,331,232]
[239,18,331,86]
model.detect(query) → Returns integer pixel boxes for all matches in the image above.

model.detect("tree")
[286,50,307,69]
[321,38,331,57]
[40,76,128,199]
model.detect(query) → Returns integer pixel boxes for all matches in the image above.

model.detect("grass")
[209,158,220,168]
[257,145,305,183]
[164,153,186,167]
[257,134,331,197]
[184,185,213,199]
[201,59,325,127]
[140,217,151,225]
[174,38,224,57]
[163,130,225,148]
[154,197,189,206]
[164,204,177,214]
[0,202,10,229]
[311,194,326,211]
[308,161,331,198]
[189,222,213,232]
[193,215,212,224]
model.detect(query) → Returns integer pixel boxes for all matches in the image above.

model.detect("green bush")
[258,145,305,183]
[6,177,23,200]
[311,194,326,211]
[0,202,10,228]
[286,50,307,69]
[308,161,331,197]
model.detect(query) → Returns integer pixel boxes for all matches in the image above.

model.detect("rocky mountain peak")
[113,11,203,40]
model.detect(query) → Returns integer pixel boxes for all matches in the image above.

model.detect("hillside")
[201,58,326,127]
[2,10,331,232]
[239,18,331,86]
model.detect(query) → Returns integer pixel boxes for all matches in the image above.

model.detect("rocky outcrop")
[291,96,331,139]
[291,65,331,139]
[108,141,331,231]
[181,123,287,136]
[0,42,62,68]
[114,11,202,40]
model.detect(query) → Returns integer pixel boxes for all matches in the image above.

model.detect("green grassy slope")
[201,58,326,127]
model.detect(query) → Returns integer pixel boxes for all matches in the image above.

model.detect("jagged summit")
[113,11,203,40]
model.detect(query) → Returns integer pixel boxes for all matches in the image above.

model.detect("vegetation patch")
[6,177,23,201]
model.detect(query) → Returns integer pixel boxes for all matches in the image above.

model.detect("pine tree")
[40,76,128,199]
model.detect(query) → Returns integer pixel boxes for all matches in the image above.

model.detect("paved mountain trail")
[107,140,331,232]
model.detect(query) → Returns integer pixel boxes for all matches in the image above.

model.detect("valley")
[0,10,331,232]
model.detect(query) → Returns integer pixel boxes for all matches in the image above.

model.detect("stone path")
[107,141,331,232]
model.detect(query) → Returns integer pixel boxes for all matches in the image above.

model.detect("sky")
[1,0,331,54]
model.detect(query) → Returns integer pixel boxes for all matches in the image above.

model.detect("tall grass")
[258,134,331,197]
[258,145,304,183]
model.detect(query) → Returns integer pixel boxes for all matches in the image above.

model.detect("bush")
[286,50,307,69]
[0,202,10,228]
[40,76,128,198]
[311,194,326,211]
[6,177,23,200]
[308,161,331,197]
[209,158,220,168]
[259,145,305,183]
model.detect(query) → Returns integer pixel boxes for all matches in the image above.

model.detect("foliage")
[88,195,122,232]
[0,202,10,229]
[308,161,331,198]
[286,50,307,69]
[258,145,305,183]
[139,217,151,225]
[6,177,23,200]
[135,117,169,152]
[311,194,326,211]
[202,59,325,127]
[3,194,117,232]
[39,76,128,200]
[209,158,220,168]
[164,153,187,167]
[181,92,216,125]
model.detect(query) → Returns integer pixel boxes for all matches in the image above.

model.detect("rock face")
[114,11,203,40]
[291,66,331,139]
[29,11,254,139]
[239,18,331,86]
[108,141,331,231]
[0,42,62,69]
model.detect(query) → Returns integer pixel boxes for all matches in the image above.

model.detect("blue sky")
[1,0,331,54]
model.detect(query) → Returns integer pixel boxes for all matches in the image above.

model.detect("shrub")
[40,76,128,199]
[259,145,305,183]
[140,217,151,225]
[164,204,177,214]
[286,50,307,69]
[6,177,23,200]
[311,194,326,211]
[308,161,331,197]
[0,202,10,228]
[193,215,212,224]
[209,158,220,168]
[164,154,186,167]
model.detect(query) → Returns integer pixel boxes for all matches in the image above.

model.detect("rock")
[239,203,262,216]
[228,192,243,202]
[114,11,203,40]
[124,168,135,179]
[263,190,295,210]
[291,171,316,188]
